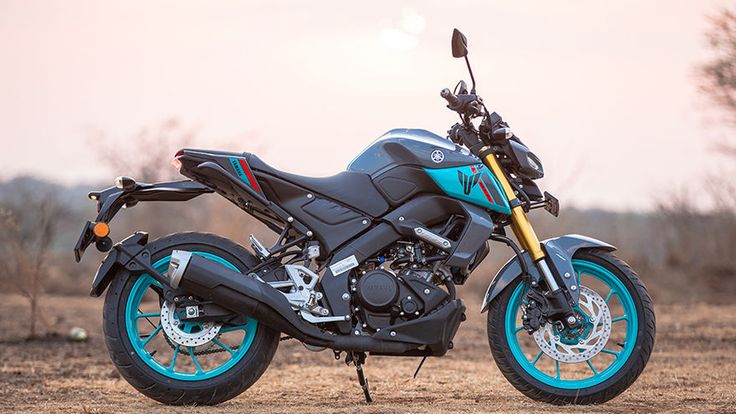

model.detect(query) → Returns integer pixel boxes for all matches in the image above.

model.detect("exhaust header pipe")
[165,250,416,354]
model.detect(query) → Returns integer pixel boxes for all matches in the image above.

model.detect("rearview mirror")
[451,28,468,58]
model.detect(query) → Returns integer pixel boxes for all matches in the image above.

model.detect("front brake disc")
[532,285,612,363]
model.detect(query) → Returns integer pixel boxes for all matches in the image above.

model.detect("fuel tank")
[349,129,510,214]
[347,128,477,175]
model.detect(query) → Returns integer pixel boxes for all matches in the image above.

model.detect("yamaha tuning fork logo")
[430,149,445,163]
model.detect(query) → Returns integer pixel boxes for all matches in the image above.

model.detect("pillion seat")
[246,154,389,217]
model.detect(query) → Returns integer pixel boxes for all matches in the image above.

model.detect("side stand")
[346,351,373,403]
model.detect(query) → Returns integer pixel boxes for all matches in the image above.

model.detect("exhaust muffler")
[166,250,415,354]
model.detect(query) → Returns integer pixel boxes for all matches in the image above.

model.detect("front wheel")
[487,248,655,404]
[102,232,280,405]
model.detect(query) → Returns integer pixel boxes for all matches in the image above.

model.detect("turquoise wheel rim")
[125,252,258,381]
[505,259,638,389]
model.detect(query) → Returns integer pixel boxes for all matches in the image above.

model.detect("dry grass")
[0,294,734,414]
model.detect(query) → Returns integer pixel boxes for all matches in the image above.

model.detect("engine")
[349,241,453,333]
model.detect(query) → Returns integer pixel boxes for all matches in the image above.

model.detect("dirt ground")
[1,294,734,414]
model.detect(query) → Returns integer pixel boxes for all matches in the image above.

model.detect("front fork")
[481,149,575,325]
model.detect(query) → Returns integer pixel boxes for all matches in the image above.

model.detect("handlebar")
[440,88,462,110]
[440,87,483,118]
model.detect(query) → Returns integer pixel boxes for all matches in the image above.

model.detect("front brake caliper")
[521,289,546,334]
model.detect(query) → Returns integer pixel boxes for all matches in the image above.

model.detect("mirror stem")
[464,55,477,94]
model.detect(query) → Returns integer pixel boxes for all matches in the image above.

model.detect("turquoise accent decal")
[424,164,511,214]
[505,259,638,389]
[229,157,250,182]
[125,252,258,381]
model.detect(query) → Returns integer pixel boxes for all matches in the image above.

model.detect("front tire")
[487,248,655,404]
[103,232,279,405]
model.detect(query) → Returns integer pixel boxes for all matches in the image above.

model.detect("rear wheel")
[487,249,655,404]
[103,232,279,405]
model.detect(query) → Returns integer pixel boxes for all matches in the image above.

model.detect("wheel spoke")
[605,289,616,303]
[586,359,598,375]
[220,324,248,333]
[187,347,204,373]
[137,308,159,329]
[168,345,180,371]
[612,315,628,323]
[514,325,524,334]
[212,338,236,356]
[600,348,620,358]
[136,312,160,319]
[531,351,543,366]
[141,324,162,347]
[555,360,561,379]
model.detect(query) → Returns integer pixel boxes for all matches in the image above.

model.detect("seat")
[247,154,390,217]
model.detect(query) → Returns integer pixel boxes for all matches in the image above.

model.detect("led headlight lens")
[523,152,544,179]
[527,154,540,171]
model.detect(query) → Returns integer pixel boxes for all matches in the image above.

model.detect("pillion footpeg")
[249,234,270,258]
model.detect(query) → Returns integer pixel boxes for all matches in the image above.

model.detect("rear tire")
[487,248,655,404]
[103,232,279,405]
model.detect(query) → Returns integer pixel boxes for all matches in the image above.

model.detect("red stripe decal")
[478,180,495,203]
[470,165,494,203]
[238,158,262,193]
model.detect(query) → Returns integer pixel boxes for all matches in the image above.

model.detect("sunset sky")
[1,0,733,210]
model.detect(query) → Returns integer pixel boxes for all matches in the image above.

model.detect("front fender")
[480,234,615,313]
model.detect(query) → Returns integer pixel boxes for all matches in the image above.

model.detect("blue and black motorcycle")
[74,29,655,405]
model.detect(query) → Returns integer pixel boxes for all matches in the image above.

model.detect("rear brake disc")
[160,301,222,347]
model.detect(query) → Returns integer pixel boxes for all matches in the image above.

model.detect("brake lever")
[451,94,480,113]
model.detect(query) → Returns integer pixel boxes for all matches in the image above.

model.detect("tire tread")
[102,232,279,406]
[487,248,656,405]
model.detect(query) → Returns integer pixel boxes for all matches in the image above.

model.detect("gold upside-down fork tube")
[480,148,546,262]
[481,148,563,290]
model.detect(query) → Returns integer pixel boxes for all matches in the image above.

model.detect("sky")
[0,0,733,210]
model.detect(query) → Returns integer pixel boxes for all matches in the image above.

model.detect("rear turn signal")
[92,222,110,238]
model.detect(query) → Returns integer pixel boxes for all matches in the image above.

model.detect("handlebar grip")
[440,88,461,109]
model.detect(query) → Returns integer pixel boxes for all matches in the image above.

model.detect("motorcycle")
[74,29,655,406]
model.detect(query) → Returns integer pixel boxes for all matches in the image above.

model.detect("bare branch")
[87,118,197,182]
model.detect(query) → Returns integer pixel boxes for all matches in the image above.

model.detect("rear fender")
[74,180,212,262]
[480,234,615,312]
[89,232,171,297]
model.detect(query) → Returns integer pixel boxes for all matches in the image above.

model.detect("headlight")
[527,154,540,172]
[508,140,544,179]
[523,152,544,179]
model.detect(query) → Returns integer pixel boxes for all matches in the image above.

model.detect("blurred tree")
[88,118,208,237]
[699,8,736,155]
[88,118,196,182]
[0,194,58,338]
